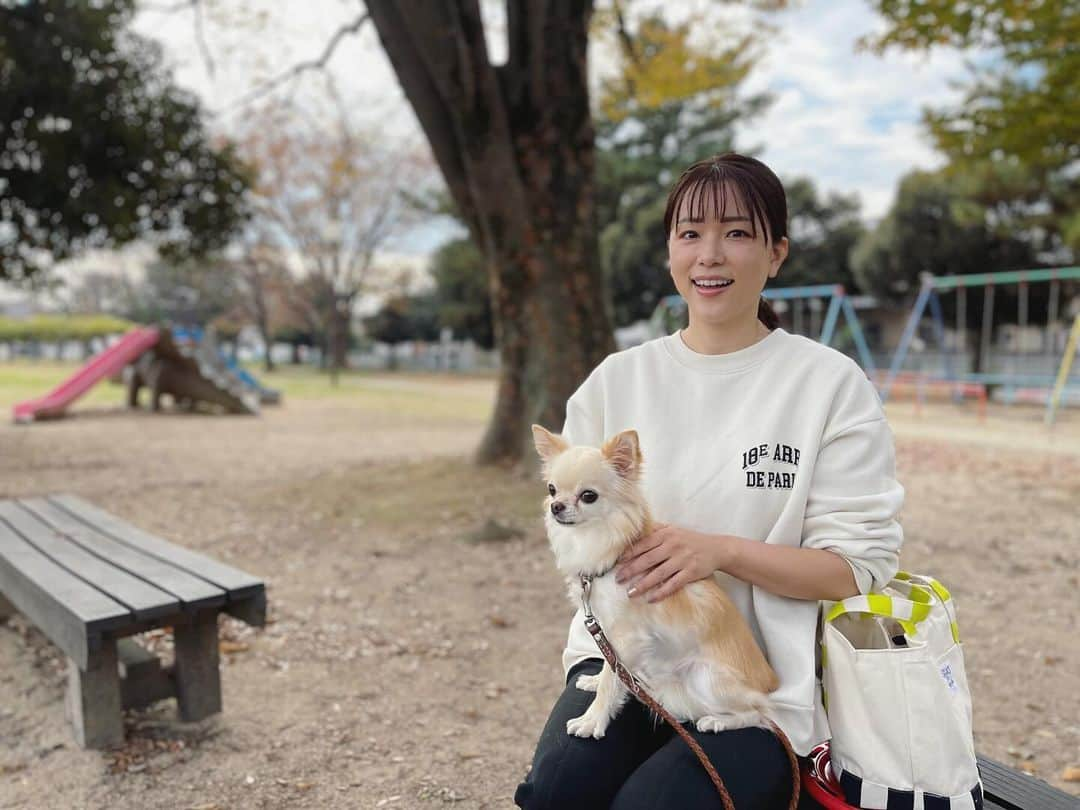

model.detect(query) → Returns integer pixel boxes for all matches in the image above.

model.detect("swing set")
[647,267,1080,422]
[650,284,876,372]
[879,266,1080,424]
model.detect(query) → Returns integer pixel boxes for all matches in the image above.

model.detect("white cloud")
[133,0,978,230]
[736,0,973,218]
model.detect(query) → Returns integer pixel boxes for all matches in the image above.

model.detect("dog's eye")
[547,483,556,497]
[580,489,598,504]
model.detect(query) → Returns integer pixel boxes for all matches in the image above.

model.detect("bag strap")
[894,572,961,642]
[824,592,931,637]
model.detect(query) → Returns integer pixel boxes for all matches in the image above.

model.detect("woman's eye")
[679,229,698,239]
[727,229,749,238]
[580,489,598,504]
[547,483,556,497]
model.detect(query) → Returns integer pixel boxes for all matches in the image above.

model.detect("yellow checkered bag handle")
[824,590,932,638]
[893,571,960,642]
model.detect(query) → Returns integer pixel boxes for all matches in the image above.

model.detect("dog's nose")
[550,501,565,516]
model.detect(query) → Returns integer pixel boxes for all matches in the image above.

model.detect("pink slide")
[13,327,161,423]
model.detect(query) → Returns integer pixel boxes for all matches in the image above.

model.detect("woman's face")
[667,184,788,333]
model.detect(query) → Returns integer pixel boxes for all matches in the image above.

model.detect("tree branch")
[191,0,215,78]
[217,13,371,114]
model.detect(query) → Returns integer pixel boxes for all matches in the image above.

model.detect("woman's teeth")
[693,279,733,288]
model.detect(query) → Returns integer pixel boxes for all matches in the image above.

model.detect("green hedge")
[0,315,138,342]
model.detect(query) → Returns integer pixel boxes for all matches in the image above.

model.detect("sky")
[128,0,975,252]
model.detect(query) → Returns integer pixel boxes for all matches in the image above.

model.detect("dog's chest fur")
[570,574,717,701]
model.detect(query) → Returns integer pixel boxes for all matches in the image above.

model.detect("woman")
[514,153,904,809]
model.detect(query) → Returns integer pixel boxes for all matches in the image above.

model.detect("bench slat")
[50,495,263,602]
[18,498,224,613]
[1,502,182,622]
[977,755,1078,810]
[0,517,130,669]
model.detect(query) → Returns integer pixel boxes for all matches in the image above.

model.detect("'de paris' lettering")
[741,442,800,489]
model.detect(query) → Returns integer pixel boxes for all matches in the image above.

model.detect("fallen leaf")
[1063,766,1080,782]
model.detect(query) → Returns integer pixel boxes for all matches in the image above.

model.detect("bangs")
[665,166,774,244]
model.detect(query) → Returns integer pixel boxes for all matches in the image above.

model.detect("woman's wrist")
[710,532,739,575]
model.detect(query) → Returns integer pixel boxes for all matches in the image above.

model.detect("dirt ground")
[0,373,1077,809]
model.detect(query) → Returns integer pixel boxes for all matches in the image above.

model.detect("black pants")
[515,659,823,810]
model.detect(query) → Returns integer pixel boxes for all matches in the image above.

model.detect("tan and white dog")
[532,425,780,740]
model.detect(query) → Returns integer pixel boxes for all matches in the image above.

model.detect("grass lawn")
[0,360,496,423]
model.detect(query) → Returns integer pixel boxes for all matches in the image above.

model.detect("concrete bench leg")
[65,639,124,749]
[0,594,14,622]
[173,611,221,722]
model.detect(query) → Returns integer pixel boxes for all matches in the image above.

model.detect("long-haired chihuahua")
[532,425,780,740]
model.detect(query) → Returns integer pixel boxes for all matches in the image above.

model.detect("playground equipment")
[172,327,282,405]
[1046,313,1080,425]
[649,284,876,371]
[763,284,875,374]
[12,328,161,423]
[126,329,259,415]
[12,327,260,423]
[880,267,1080,409]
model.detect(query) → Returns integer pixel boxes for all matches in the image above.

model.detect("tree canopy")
[851,168,1036,300]
[594,12,771,326]
[0,0,250,280]
[864,0,1079,255]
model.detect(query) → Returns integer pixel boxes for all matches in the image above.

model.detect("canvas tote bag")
[821,572,983,809]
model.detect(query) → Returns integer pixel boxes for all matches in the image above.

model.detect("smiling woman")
[515,153,905,810]
[663,155,789,354]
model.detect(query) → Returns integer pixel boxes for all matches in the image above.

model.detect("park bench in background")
[0,494,265,748]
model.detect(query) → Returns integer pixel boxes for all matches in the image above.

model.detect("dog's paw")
[695,712,760,733]
[575,673,601,692]
[567,710,609,739]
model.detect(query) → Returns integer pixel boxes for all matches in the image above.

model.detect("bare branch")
[217,13,371,114]
[191,0,216,78]
[612,0,642,69]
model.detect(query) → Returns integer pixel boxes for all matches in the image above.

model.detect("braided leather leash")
[580,574,801,810]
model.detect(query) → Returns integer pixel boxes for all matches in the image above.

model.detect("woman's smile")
[690,276,734,296]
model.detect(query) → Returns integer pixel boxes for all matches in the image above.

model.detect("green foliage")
[364,294,441,345]
[863,0,1079,254]
[0,0,251,280]
[851,169,1036,300]
[0,314,135,342]
[780,179,865,290]
[594,13,772,326]
[122,257,240,326]
[428,238,494,349]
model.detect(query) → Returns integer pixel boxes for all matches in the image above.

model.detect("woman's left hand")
[614,523,730,603]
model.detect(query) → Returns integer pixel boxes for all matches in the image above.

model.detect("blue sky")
[132,0,976,252]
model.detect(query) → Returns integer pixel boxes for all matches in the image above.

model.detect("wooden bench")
[0,494,265,749]
[978,755,1078,810]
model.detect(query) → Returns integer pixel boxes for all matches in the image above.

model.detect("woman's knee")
[515,740,625,810]
[611,725,794,810]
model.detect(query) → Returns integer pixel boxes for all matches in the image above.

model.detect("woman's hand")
[614,523,730,603]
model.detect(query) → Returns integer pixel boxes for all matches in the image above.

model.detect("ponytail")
[757,297,780,331]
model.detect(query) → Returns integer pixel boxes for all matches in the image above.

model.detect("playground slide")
[173,326,280,405]
[13,327,161,423]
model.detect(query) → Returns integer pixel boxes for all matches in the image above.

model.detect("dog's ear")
[532,425,569,464]
[601,430,642,479]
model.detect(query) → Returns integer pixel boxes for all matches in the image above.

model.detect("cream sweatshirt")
[559,328,904,756]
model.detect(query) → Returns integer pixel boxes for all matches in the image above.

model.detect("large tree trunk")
[367,0,615,465]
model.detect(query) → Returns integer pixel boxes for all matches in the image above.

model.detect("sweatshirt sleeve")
[560,370,605,447]
[801,376,905,594]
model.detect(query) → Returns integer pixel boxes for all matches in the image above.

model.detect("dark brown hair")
[663,153,786,330]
